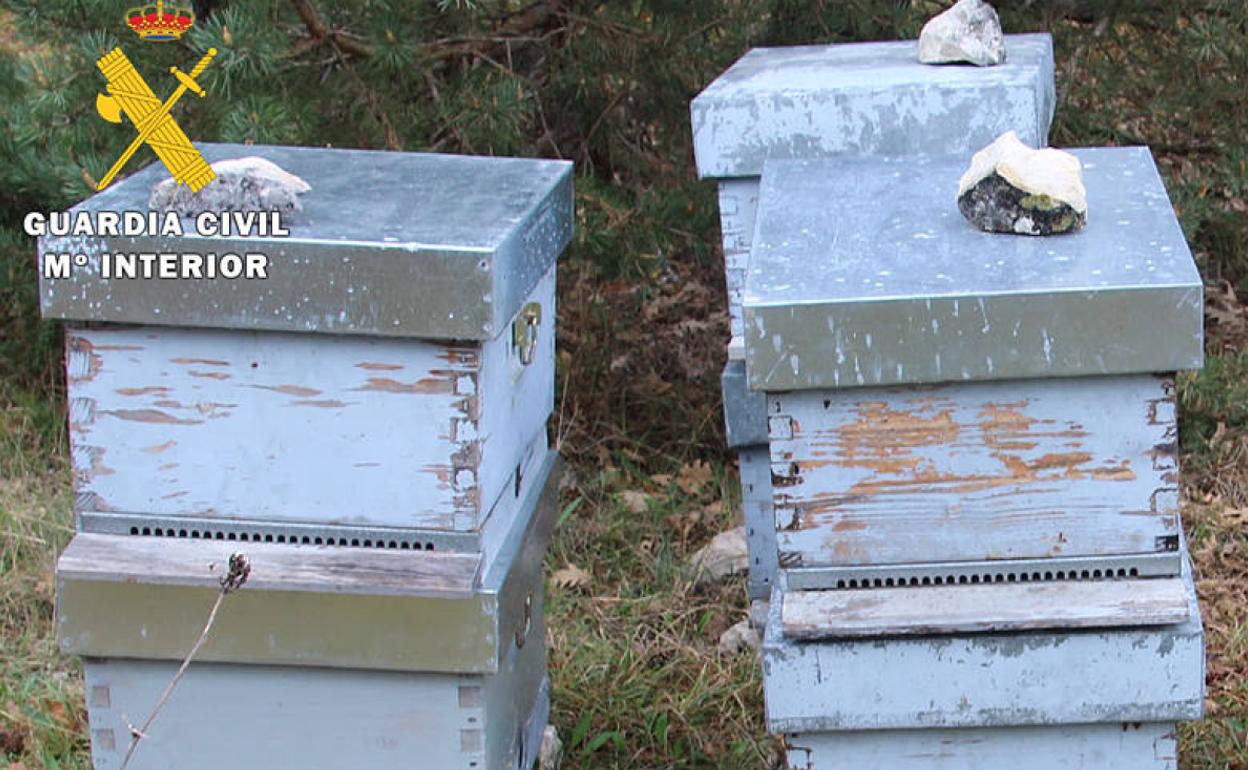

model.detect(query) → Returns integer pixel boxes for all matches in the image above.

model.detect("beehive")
[692,35,1057,598]
[746,149,1201,574]
[746,148,1205,768]
[40,144,572,559]
[41,144,574,770]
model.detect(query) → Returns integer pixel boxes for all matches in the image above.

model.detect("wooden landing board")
[781,578,1190,640]
[58,532,482,599]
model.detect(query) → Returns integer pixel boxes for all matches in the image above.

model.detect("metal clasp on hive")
[512,302,542,366]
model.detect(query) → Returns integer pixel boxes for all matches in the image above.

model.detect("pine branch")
[288,0,373,59]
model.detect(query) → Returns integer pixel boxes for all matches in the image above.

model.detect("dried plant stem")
[116,589,225,770]
[117,554,250,770]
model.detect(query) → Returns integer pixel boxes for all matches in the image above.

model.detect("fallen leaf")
[619,490,652,514]
[677,460,714,495]
[45,701,68,727]
[550,563,592,590]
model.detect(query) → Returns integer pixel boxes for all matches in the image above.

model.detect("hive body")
[695,36,1205,768]
[42,144,573,770]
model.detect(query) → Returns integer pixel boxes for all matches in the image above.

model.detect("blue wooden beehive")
[39,144,573,770]
[692,34,1057,600]
[746,150,1205,768]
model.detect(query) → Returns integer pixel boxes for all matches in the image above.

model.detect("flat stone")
[689,526,749,584]
[149,156,311,216]
[918,0,1006,67]
[957,130,1087,235]
[538,725,562,770]
[718,618,763,656]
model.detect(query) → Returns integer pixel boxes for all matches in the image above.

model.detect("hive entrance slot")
[785,553,1180,593]
[124,524,438,551]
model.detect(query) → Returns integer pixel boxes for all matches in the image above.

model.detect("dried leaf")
[46,701,68,727]
[677,460,714,495]
[619,490,652,514]
[550,563,592,590]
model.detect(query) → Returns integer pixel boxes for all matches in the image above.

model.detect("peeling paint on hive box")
[769,374,1180,568]
[66,265,554,538]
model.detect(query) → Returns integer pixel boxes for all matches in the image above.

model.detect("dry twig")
[116,553,251,770]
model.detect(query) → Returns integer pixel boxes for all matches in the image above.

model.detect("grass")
[2,410,1247,768]
[0,388,87,769]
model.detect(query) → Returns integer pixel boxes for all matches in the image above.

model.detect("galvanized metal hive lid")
[39,143,573,340]
[690,33,1055,179]
[744,147,1204,392]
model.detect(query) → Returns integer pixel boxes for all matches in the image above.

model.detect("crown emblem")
[126,0,195,41]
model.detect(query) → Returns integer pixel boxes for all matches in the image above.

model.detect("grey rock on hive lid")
[957,130,1087,235]
[918,0,1006,67]
[149,156,312,216]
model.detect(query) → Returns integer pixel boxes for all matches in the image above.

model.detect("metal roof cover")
[38,143,573,340]
[691,33,1055,179]
[744,147,1204,391]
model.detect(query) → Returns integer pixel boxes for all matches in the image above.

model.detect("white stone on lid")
[957,130,1087,214]
[918,0,1007,67]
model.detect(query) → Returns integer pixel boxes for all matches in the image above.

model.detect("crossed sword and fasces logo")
[94,47,217,192]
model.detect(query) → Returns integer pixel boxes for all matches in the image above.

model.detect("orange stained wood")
[353,376,456,395]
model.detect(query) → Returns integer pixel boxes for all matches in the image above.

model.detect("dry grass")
[0,397,87,769]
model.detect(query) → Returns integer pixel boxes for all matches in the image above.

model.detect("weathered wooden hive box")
[691,34,1055,599]
[40,144,572,560]
[747,150,1205,768]
[62,452,560,770]
[40,143,573,770]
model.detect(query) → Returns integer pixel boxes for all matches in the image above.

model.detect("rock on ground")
[918,0,1006,67]
[957,130,1087,236]
[539,725,563,770]
[717,618,762,656]
[688,526,749,584]
[149,156,311,217]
